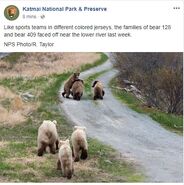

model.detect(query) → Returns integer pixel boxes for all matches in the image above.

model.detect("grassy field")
[110,78,183,134]
[80,52,108,72]
[0,53,143,182]
[3,52,24,63]
[0,52,102,78]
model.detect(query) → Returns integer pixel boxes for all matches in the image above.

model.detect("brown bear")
[71,79,84,101]
[71,126,88,162]
[62,72,80,98]
[92,80,105,100]
[37,120,59,156]
[57,139,74,179]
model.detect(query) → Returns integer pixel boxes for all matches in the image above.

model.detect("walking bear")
[92,80,105,100]
[37,120,59,156]
[71,79,84,101]
[57,139,74,179]
[71,126,88,162]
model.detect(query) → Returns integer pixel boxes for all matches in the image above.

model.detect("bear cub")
[71,126,88,162]
[71,79,84,101]
[62,72,80,98]
[37,120,59,156]
[57,139,74,179]
[92,80,105,100]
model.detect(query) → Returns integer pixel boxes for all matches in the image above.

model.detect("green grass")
[110,78,183,134]
[80,52,108,72]
[88,139,144,182]
[3,53,24,63]
[0,162,12,170]
[0,53,143,182]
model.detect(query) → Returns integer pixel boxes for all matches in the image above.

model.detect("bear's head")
[42,120,56,125]
[73,72,80,80]
[59,139,70,148]
[92,80,99,87]
[73,126,86,131]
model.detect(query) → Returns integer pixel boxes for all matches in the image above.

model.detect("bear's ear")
[92,81,98,87]
[74,126,86,131]
[53,120,57,125]
[82,127,86,131]
[43,120,50,124]
[59,140,64,148]
[73,126,79,130]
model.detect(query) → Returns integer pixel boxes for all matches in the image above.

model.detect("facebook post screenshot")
[0,0,183,184]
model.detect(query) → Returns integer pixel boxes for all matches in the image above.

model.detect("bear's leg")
[49,143,56,154]
[76,93,81,101]
[81,147,88,160]
[63,165,67,177]
[93,95,97,100]
[62,91,66,98]
[71,146,74,157]
[102,90,105,96]
[77,96,80,101]
[66,89,70,99]
[72,163,74,173]
[57,159,61,170]
[61,162,65,177]
[74,146,80,162]
[67,168,72,179]
[70,90,73,96]
[55,139,59,150]
[37,142,47,156]
[73,94,76,100]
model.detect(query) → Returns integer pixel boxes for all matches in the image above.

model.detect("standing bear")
[57,139,74,179]
[62,72,80,98]
[71,126,88,162]
[92,80,105,100]
[71,79,84,101]
[37,120,59,156]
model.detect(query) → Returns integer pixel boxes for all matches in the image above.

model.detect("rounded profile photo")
[4,5,19,21]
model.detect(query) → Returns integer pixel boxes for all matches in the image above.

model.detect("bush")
[112,53,183,114]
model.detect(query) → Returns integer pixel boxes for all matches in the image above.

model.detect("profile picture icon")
[4,5,19,21]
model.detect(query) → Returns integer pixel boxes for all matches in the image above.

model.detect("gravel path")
[59,56,183,182]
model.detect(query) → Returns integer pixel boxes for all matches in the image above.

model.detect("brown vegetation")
[112,53,183,114]
[0,52,100,125]
[0,52,100,78]
[0,86,37,125]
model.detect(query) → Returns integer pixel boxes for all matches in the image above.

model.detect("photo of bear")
[37,120,59,156]
[71,79,84,101]
[71,126,88,162]
[62,72,80,99]
[57,139,74,179]
[92,80,105,100]
[0,52,182,183]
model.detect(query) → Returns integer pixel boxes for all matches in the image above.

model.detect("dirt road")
[59,56,183,182]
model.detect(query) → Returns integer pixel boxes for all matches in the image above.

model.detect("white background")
[0,0,183,52]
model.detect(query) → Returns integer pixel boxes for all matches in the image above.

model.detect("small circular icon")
[4,5,19,21]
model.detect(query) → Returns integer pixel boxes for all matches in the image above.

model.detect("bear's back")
[38,120,58,143]
[59,145,72,160]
